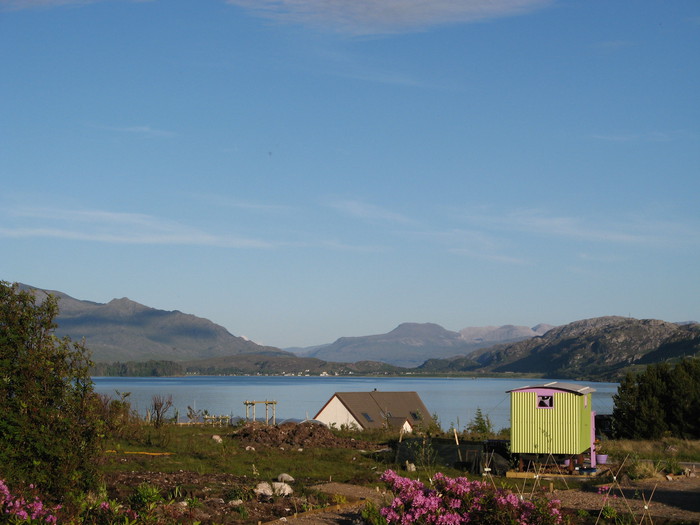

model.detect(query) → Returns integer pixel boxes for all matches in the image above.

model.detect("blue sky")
[1,0,698,348]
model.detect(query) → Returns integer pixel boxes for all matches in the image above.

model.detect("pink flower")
[380,470,562,525]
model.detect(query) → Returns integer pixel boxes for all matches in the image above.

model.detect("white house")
[314,391,431,432]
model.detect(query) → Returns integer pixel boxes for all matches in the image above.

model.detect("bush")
[0,282,102,501]
[129,482,163,511]
[379,469,562,525]
[94,391,143,442]
[612,358,700,439]
[617,454,659,480]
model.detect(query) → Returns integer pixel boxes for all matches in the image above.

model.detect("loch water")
[93,375,618,431]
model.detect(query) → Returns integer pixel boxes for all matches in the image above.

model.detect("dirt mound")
[232,421,380,450]
[104,470,300,524]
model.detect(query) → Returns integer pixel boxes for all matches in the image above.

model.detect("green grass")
[91,422,700,525]
[102,424,383,483]
[601,437,700,462]
[100,423,700,491]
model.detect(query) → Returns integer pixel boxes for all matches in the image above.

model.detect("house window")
[362,412,374,422]
[537,395,554,408]
[410,412,420,420]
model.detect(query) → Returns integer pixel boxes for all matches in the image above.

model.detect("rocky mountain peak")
[389,322,456,338]
[104,297,151,316]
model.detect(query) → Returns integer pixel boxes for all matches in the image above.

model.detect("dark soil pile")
[104,470,327,525]
[232,421,382,450]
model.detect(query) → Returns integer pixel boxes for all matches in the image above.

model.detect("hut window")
[537,395,554,408]
[362,412,374,422]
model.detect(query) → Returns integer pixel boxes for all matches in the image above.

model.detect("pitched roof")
[316,391,431,430]
[507,381,596,395]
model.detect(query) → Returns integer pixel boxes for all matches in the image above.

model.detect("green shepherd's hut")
[508,382,599,466]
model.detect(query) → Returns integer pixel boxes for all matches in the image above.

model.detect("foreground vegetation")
[2,281,699,524]
[8,408,700,523]
[3,399,700,523]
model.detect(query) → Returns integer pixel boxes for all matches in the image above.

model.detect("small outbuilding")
[507,382,598,465]
[314,391,431,432]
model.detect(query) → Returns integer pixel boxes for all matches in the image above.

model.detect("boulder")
[272,482,293,496]
[212,435,223,444]
[277,473,295,483]
[254,482,274,498]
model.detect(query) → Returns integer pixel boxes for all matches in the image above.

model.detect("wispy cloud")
[593,40,636,51]
[591,130,694,143]
[327,199,416,225]
[318,239,388,252]
[0,0,95,10]
[1,206,272,248]
[194,194,293,213]
[0,0,155,10]
[225,0,554,35]
[461,208,699,247]
[577,252,622,263]
[307,48,435,89]
[449,248,530,265]
[406,227,530,264]
[500,210,647,243]
[337,67,427,87]
[90,124,176,138]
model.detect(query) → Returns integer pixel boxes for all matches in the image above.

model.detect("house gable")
[314,391,430,431]
[314,394,362,430]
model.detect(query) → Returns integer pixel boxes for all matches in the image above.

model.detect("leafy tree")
[612,358,700,439]
[0,282,102,501]
[466,408,493,439]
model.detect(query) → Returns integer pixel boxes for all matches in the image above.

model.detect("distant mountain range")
[16,284,700,381]
[290,322,553,367]
[19,284,287,363]
[419,316,700,380]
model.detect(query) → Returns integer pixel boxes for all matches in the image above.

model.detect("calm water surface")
[92,376,618,431]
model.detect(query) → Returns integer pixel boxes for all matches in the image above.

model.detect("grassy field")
[90,420,700,524]
[102,422,443,484]
[100,422,700,491]
[603,437,700,462]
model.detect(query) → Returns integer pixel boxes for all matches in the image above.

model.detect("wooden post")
[244,400,277,425]
[454,428,463,462]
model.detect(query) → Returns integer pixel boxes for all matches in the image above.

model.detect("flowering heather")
[0,480,61,524]
[79,499,139,525]
[380,470,563,525]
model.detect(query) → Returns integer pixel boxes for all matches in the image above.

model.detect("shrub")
[0,282,102,501]
[94,391,142,441]
[379,469,563,525]
[129,482,163,511]
[616,454,658,480]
